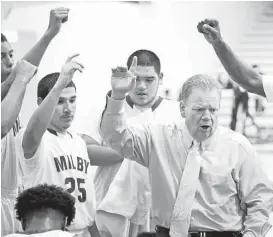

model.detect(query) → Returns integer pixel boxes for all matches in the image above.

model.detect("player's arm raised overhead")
[197,19,265,97]
[1,61,37,138]
[80,134,124,166]
[22,54,84,159]
[99,57,151,167]
[1,7,69,101]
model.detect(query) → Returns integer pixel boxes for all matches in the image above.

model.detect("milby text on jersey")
[54,155,90,174]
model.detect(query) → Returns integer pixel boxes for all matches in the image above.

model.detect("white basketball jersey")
[16,129,96,233]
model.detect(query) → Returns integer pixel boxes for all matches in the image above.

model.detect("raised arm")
[197,19,265,97]
[22,54,84,159]
[1,61,37,138]
[99,57,151,167]
[1,7,70,101]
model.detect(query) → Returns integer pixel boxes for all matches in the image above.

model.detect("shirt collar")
[47,128,72,138]
[126,95,163,112]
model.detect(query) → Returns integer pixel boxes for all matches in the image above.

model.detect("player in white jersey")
[82,50,182,237]
[1,8,69,236]
[4,184,76,237]
[16,54,123,237]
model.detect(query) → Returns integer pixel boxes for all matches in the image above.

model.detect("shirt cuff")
[106,95,126,114]
[262,75,273,102]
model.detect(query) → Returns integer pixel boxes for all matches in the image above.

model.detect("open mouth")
[200,125,210,130]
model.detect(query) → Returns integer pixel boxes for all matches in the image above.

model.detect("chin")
[62,122,72,130]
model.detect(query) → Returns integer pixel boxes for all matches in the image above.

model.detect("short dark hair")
[37,72,76,100]
[127,49,161,75]
[1,33,8,42]
[15,184,76,229]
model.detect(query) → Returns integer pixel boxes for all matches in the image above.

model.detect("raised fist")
[57,54,84,89]
[111,56,138,99]
[197,19,222,45]
[14,60,37,85]
[47,7,70,36]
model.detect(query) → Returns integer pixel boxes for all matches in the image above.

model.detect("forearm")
[1,79,27,138]
[238,147,273,237]
[87,144,123,166]
[1,73,16,101]
[22,31,56,67]
[23,86,62,157]
[213,40,265,96]
[100,96,149,167]
[1,31,55,101]
[100,96,134,159]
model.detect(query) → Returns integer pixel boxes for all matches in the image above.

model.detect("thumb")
[202,24,218,36]
[129,56,138,73]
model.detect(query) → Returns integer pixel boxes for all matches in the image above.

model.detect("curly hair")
[15,184,76,227]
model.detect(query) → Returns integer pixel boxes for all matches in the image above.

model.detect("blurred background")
[1,1,273,179]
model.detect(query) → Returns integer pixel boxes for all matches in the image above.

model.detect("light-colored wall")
[1,1,264,129]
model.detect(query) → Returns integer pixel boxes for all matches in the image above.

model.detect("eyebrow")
[59,96,77,100]
[1,50,13,55]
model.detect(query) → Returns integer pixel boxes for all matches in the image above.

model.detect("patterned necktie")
[170,141,202,237]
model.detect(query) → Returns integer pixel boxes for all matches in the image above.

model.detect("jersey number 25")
[65,177,86,202]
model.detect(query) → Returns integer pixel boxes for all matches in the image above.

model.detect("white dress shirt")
[100,95,273,237]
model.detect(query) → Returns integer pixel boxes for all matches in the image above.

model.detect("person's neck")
[47,124,67,135]
[25,214,63,234]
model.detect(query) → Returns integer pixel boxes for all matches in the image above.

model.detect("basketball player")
[1,7,69,236]
[4,184,76,237]
[16,53,122,237]
[83,50,182,237]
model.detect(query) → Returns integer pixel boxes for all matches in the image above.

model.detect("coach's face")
[51,87,77,131]
[128,66,163,107]
[1,41,14,82]
[180,87,220,142]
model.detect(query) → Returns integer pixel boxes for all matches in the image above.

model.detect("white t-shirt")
[4,230,75,237]
[262,75,273,102]
[16,129,96,234]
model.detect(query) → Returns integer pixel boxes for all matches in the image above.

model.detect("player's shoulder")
[67,131,87,145]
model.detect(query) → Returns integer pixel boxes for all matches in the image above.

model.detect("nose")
[7,55,14,67]
[63,102,72,113]
[201,109,211,120]
[136,80,147,90]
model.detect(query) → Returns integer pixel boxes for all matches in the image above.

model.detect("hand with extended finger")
[111,56,138,100]
[56,54,84,89]
[197,19,222,45]
[46,7,70,37]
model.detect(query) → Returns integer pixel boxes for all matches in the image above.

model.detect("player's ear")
[180,100,186,118]
[158,72,163,85]
[37,97,43,106]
